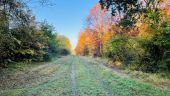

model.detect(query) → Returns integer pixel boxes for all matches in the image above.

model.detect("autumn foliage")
[75,1,170,73]
[75,3,114,57]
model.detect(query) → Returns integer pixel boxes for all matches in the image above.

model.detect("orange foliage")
[160,0,170,17]
[75,3,114,56]
[75,31,86,55]
[75,0,169,56]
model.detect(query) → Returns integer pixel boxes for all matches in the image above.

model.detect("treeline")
[0,0,71,66]
[75,0,170,73]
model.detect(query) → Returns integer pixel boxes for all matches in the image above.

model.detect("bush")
[56,48,70,56]
[139,22,170,72]
[43,54,52,62]
[105,35,145,69]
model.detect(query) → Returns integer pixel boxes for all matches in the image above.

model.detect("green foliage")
[56,48,70,56]
[145,10,162,31]
[106,36,145,68]
[100,0,141,26]
[120,19,133,28]
[100,0,170,74]
[147,22,170,72]
[43,54,52,61]
[0,0,71,66]
[105,22,170,72]
[83,44,89,56]
[134,21,170,72]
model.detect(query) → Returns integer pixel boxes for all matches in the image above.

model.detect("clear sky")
[28,0,99,48]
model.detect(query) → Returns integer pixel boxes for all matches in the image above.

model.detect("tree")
[98,0,170,73]
[75,31,86,55]
[0,0,37,63]
[0,0,71,65]
[87,3,113,56]
[75,3,116,57]
[57,35,72,50]
[100,0,141,26]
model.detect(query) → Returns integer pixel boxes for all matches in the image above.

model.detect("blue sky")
[28,0,99,48]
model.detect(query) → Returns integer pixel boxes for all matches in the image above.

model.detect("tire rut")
[70,56,79,96]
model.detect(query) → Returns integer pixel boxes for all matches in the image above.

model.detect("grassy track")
[0,56,170,96]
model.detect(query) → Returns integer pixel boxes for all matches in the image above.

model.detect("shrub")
[105,35,145,69]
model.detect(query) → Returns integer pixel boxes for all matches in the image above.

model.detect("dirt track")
[0,56,170,96]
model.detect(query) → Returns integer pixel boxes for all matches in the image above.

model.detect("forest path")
[70,56,79,96]
[0,56,170,96]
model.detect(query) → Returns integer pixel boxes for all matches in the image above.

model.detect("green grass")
[76,56,170,96]
[0,56,170,96]
[124,70,170,90]
[0,56,73,96]
[95,56,170,90]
